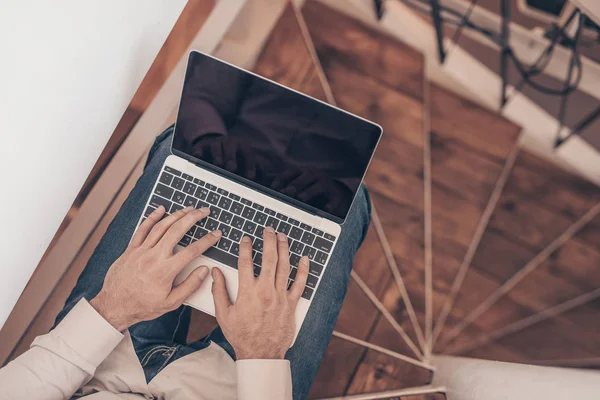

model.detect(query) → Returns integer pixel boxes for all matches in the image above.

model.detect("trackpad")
[174,253,239,316]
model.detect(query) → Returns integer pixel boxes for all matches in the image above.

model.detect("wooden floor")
[5,1,600,399]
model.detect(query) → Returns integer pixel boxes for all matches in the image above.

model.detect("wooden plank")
[253,4,328,102]
[302,0,425,101]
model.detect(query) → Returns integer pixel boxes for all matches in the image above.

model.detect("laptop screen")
[172,51,382,223]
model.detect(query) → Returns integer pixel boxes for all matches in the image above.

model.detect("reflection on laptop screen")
[172,51,382,221]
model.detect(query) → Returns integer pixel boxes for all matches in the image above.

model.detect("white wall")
[0,0,187,328]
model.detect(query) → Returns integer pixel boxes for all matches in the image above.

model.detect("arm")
[0,206,219,400]
[211,227,311,400]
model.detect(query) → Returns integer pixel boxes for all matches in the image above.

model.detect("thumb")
[211,268,232,320]
[168,266,208,308]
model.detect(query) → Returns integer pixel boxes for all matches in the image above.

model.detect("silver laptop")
[136,51,382,342]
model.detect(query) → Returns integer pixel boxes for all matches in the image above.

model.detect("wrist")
[235,348,286,360]
[90,291,135,332]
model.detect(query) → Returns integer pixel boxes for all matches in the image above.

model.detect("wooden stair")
[254,1,600,398]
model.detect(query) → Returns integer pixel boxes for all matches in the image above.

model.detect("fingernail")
[198,266,209,279]
[200,207,210,213]
[211,230,222,237]
[265,226,275,233]
[242,236,251,243]
[277,232,287,242]
[156,205,164,212]
[211,268,218,278]
[184,206,194,213]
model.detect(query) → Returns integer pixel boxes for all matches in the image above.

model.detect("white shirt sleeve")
[236,359,293,400]
[0,298,124,400]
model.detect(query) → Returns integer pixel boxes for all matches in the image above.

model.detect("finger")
[222,140,238,172]
[171,229,222,273]
[210,140,224,166]
[289,256,309,304]
[288,171,318,192]
[166,266,209,309]
[237,235,255,289]
[212,268,232,322]
[131,206,166,247]
[243,152,257,180]
[272,168,300,190]
[158,208,210,252]
[275,233,291,291]
[143,206,193,248]
[259,226,278,284]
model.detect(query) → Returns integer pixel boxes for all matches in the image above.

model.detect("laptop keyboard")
[138,166,338,300]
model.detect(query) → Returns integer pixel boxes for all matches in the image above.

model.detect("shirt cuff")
[32,298,124,373]
[236,359,293,400]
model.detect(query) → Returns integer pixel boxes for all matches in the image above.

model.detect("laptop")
[136,51,382,342]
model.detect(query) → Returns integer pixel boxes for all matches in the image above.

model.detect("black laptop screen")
[172,51,382,222]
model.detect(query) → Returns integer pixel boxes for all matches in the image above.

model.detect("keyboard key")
[301,286,314,300]
[205,218,219,231]
[170,203,183,213]
[231,242,240,255]
[172,177,185,190]
[155,183,174,199]
[183,182,197,195]
[178,235,192,247]
[290,241,304,254]
[300,223,311,230]
[301,231,316,246]
[193,178,204,186]
[194,228,209,239]
[195,187,208,200]
[309,261,324,276]
[218,223,231,238]
[315,250,328,265]
[164,166,182,176]
[243,220,257,235]
[159,172,174,185]
[219,211,233,224]
[144,206,156,217]
[311,228,324,236]
[150,195,172,210]
[253,238,263,252]
[306,274,318,288]
[265,216,279,229]
[255,225,264,238]
[290,253,301,267]
[289,267,298,280]
[324,233,336,241]
[287,279,293,290]
[231,216,244,229]
[253,211,268,225]
[302,246,317,260]
[186,226,196,237]
[217,237,232,252]
[197,218,207,228]
[184,196,197,208]
[314,237,333,253]
[228,193,241,201]
[173,191,186,204]
[254,265,261,277]
[242,207,256,220]
[205,183,217,191]
[230,201,244,215]
[217,188,228,196]
[264,208,276,216]
[182,173,194,181]
[207,192,220,205]
[203,246,238,269]
[278,222,291,235]
[210,207,221,219]
[276,213,287,221]
[241,198,252,206]
[288,218,300,226]
[252,203,265,211]
[229,229,243,242]
[253,251,263,266]
[218,197,232,210]
[290,227,302,240]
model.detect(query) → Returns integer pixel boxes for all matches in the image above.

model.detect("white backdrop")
[0,0,187,328]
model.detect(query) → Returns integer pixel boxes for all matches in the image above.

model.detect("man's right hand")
[211,226,309,359]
